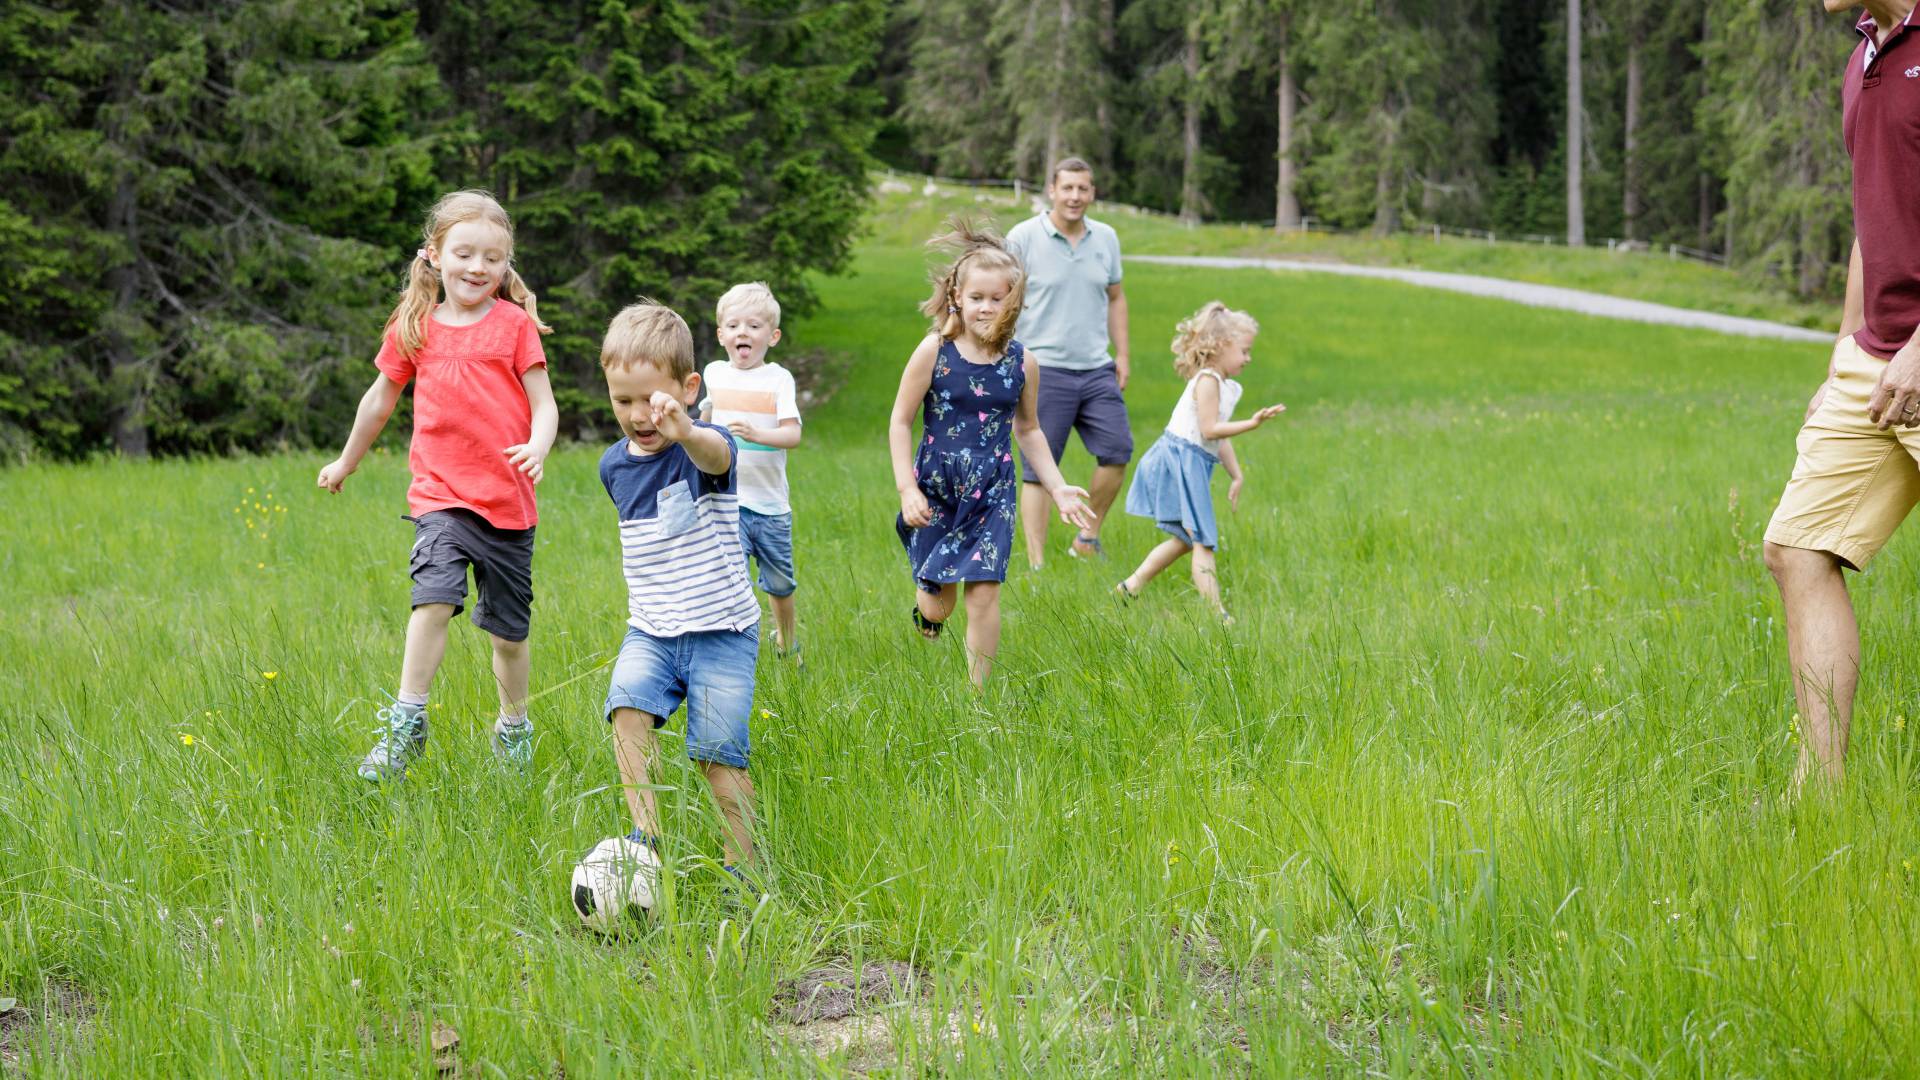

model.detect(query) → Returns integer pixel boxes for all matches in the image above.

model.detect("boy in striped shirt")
[597,301,760,888]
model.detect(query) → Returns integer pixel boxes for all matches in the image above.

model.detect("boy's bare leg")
[963,582,1001,687]
[610,708,664,837]
[698,761,757,866]
[1019,482,1051,568]
[770,594,797,653]
[1764,543,1860,793]
[491,635,530,716]
[1122,537,1192,594]
[398,603,456,696]
[1191,545,1228,619]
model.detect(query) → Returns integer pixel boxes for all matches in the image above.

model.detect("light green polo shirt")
[1006,213,1124,371]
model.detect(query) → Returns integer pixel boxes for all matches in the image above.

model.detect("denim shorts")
[738,508,797,597]
[604,625,757,768]
[1021,363,1134,482]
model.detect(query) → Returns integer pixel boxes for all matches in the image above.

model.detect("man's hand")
[1868,341,1920,429]
[650,392,695,442]
[1228,475,1244,512]
[1114,354,1130,392]
[317,459,354,493]
[899,485,933,528]
[1805,379,1832,423]
[504,443,547,484]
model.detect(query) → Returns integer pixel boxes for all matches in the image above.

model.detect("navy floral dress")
[897,339,1027,591]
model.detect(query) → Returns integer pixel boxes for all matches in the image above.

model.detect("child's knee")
[918,587,957,621]
[491,634,529,659]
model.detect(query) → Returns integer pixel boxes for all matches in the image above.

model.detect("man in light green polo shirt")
[1006,157,1132,569]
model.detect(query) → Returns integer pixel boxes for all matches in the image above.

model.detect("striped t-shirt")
[599,425,759,638]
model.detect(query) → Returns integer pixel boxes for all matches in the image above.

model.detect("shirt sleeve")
[373,329,414,385]
[512,307,547,377]
[776,369,801,422]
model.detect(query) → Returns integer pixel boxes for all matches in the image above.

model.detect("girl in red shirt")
[318,190,558,781]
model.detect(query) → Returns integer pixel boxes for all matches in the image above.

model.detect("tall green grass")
[2,198,1914,1076]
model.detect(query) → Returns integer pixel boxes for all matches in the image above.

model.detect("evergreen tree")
[896,0,1014,176]
[427,0,886,428]
[993,0,1112,182]
[0,1,441,458]
[1699,0,1853,296]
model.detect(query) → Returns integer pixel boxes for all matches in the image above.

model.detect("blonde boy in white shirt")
[701,283,804,661]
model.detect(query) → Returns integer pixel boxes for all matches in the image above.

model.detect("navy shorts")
[738,508,797,597]
[407,509,535,642]
[1021,363,1134,483]
[604,625,757,769]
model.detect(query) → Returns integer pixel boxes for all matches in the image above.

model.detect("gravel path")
[1130,254,1832,344]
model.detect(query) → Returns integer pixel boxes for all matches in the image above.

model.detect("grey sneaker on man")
[492,716,535,767]
[357,702,429,781]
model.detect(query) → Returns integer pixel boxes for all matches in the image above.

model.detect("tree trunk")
[1179,20,1203,226]
[1047,0,1072,170]
[1096,0,1115,175]
[1275,16,1300,231]
[1372,112,1400,235]
[1566,0,1584,246]
[106,177,149,457]
[1623,25,1641,243]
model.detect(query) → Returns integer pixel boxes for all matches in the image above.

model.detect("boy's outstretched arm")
[318,375,405,492]
[724,417,801,449]
[650,392,732,475]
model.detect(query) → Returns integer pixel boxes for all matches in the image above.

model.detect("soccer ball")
[570,837,660,932]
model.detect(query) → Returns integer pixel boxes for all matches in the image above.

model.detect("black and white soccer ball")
[570,836,660,932]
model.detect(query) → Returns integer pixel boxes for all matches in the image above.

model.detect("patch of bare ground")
[0,981,97,1069]
[358,1010,464,1075]
[770,960,962,1071]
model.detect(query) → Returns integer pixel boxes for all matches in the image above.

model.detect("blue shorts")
[1020,363,1134,483]
[738,508,797,598]
[604,625,757,768]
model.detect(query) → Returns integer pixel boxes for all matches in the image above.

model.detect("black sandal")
[910,607,944,639]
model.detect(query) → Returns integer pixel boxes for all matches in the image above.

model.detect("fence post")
[1432,224,1440,242]
[1668,243,1676,260]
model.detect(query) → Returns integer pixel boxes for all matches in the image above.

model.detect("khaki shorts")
[1766,335,1920,569]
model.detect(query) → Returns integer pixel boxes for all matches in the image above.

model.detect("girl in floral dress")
[889,219,1096,686]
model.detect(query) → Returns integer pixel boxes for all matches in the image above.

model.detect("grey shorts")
[1021,362,1134,483]
[407,509,535,642]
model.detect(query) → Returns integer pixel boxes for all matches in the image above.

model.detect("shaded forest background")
[0,0,1861,459]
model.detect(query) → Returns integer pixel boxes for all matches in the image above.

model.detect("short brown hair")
[1049,157,1095,186]
[601,300,695,380]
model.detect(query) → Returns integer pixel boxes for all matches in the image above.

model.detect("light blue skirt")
[1124,435,1220,548]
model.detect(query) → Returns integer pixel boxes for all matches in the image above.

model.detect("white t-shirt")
[701,360,801,514]
[1164,368,1242,457]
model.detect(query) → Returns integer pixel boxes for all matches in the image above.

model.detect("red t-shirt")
[1844,12,1920,358]
[375,300,547,529]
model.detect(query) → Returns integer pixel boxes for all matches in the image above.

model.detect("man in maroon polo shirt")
[1764,0,1920,792]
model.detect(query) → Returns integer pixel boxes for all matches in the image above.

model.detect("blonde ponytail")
[382,189,550,358]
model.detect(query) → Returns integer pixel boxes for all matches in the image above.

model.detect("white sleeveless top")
[1164,368,1243,457]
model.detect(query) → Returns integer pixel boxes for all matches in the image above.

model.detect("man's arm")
[1107,282,1130,390]
[1839,238,1865,341]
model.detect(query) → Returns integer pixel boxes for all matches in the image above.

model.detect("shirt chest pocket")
[655,479,698,536]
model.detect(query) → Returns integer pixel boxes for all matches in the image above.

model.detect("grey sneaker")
[357,702,429,781]
[492,716,535,767]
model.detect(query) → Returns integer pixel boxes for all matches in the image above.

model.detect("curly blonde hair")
[1171,301,1259,379]
[920,217,1025,356]
[386,190,551,359]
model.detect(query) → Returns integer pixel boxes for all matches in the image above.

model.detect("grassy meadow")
[5,190,1920,1076]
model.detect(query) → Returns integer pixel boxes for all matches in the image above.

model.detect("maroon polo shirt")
[1846,10,1920,358]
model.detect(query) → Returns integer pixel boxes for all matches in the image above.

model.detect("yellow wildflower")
[1896,716,1907,732]
[179,733,195,746]
[262,671,278,681]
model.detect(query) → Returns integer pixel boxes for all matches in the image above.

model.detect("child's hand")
[899,486,933,528]
[1250,403,1287,426]
[504,443,547,484]
[650,392,694,443]
[1051,485,1097,531]
[317,459,353,493]
[725,420,760,444]
[1228,475,1244,512]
